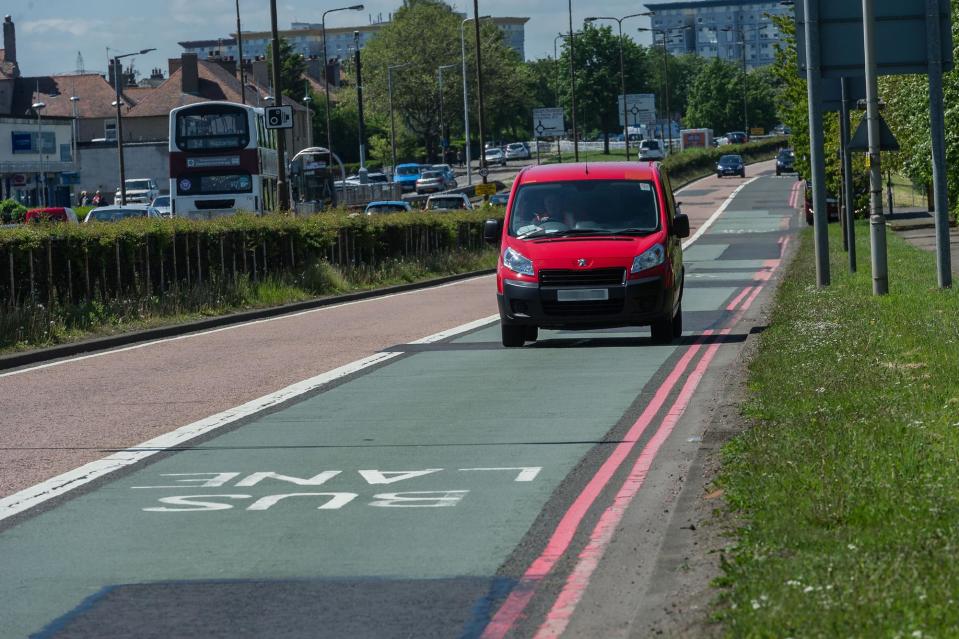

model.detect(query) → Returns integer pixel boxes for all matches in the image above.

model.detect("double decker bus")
[169,102,278,218]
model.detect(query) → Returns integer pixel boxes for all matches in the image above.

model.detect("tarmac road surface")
[0,161,799,638]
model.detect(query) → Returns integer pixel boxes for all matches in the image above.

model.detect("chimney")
[3,15,15,64]
[181,52,199,95]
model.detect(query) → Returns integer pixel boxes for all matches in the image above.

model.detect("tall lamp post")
[472,0,488,183]
[437,64,456,163]
[112,48,155,206]
[461,15,490,185]
[69,96,80,172]
[387,62,411,174]
[553,32,580,164]
[584,12,652,161]
[236,0,246,105]
[302,81,313,148]
[638,26,688,155]
[31,101,46,208]
[568,0,579,162]
[722,24,760,136]
[322,4,365,163]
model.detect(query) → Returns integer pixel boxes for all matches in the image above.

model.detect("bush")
[0,199,27,224]
[664,137,788,185]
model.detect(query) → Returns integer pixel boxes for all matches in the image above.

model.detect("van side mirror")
[673,213,690,239]
[483,219,502,244]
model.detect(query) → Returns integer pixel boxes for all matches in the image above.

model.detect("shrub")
[0,199,27,224]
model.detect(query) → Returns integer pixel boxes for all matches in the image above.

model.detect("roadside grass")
[716,221,959,637]
[890,173,929,211]
[0,249,496,354]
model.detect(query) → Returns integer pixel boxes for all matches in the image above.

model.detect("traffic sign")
[478,167,490,178]
[532,108,564,138]
[796,0,953,77]
[618,94,656,127]
[475,183,497,197]
[265,106,294,130]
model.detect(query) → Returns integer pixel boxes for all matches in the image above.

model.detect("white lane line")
[682,177,760,251]
[0,274,494,379]
[0,314,500,522]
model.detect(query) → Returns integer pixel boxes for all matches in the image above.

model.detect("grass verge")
[716,221,959,636]
[0,250,496,354]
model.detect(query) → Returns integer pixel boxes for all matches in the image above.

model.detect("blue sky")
[15,0,662,78]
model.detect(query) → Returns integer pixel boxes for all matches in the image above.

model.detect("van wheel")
[672,304,683,338]
[502,323,526,347]
[650,315,674,344]
[525,326,539,342]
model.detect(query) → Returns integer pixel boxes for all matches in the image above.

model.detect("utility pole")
[236,0,246,105]
[926,0,952,288]
[473,0,488,183]
[269,0,290,210]
[803,0,830,287]
[568,0,579,161]
[354,31,367,170]
[862,0,887,295]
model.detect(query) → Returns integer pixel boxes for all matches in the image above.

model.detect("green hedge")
[0,209,503,311]
[0,199,27,225]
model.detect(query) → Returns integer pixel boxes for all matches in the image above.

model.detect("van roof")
[515,162,661,185]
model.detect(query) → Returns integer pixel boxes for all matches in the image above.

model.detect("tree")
[264,36,307,99]
[685,57,745,133]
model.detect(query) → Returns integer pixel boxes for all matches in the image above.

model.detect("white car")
[150,195,172,217]
[83,205,162,223]
[484,148,507,167]
[115,178,159,204]
[425,193,474,211]
[504,142,531,161]
[637,140,665,161]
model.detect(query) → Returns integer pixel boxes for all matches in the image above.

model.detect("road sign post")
[926,0,953,288]
[533,107,565,166]
[840,77,857,271]
[803,0,831,288]
[264,106,295,130]
[862,0,888,295]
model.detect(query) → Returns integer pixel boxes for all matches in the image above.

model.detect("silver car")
[416,170,455,194]
[150,195,172,218]
[484,148,507,166]
[504,142,531,161]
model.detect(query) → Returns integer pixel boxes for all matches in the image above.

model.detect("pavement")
[887,208,959,276]
[0,161,800,639]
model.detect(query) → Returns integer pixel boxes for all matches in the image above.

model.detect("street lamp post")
[236,0,246,105]
[387,62,410,175]
[302,81,313,148]
[585,13,651,161]
[461,15,491,185]
[322,5,365,164]
[353,31,368,170]
[472,0,488,184]
[568,0,579,162]
[638,26,688,155]
[69,96,80,172]
[437,64,456,164]
[112,48,155,206]
[722,25,757,136]
[32,101,45,208]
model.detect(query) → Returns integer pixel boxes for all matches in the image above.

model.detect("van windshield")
[509,180,660,238]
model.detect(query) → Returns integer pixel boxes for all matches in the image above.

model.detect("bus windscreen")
[175,109,249,151]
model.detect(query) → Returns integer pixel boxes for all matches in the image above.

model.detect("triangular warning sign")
[848,114,900,152]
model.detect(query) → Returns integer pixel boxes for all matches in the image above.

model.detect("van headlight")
[503,247,534,277]
[631,244,666,274]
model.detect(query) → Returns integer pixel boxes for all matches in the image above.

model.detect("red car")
[804,182,840,226]
[484,162,689,347]
[25,207,79,224]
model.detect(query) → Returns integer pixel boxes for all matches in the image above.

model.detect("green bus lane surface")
[0,174,799,639]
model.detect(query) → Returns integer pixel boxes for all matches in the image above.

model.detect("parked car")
[637,139,665,161]
[483,161,689,347]
[776,148,797,176]
[773,123,792,136]
[804,182,841,226]
[505,142,531,161]
[485,148,507,167]
[717,154,746,178]
[364,201,412,215]
[342,172,390,186]
[393,163,423,193]
[416,170,456,194]
[488,192,509,207]
[724,131,749,145]
[151,195,172,217]
[83,205,161,223]
[115,178,159,204]
[25,207,79,224]
[426,193,473,211]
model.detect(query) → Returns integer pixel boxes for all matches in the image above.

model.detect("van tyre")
[525,326,539,342]
[502,323,527,347]
[672,303,683,338]
[651,306,681,344]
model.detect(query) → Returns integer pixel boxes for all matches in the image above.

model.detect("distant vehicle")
[725,131,749,145]
[488,192,509,207]
[425,193,473,211]
[169,101,279,218]
[776,149,797,176]
[115,178,159,205]
[717,154,746,178]
[773,123,792,136]
[342,172,390,186]
[804,182,840,226]
[393,163,422,193]
[505,142,531,161]
[151,195,172,217]
[364,201,413,215]
[484,148,507,167]
[25,207,79,224]
[416,170,456,194]
[431,164,456,182]
[83,205,161,223]
[680,129,713,151]
[637,139,665,161]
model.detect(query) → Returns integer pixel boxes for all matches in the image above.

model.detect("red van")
[484,163,689,347]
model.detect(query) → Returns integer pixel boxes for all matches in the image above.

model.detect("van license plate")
[557,289,609,302]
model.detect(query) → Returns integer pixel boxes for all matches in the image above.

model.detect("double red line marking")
[788,180,803,210]
[481,281,776,639]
